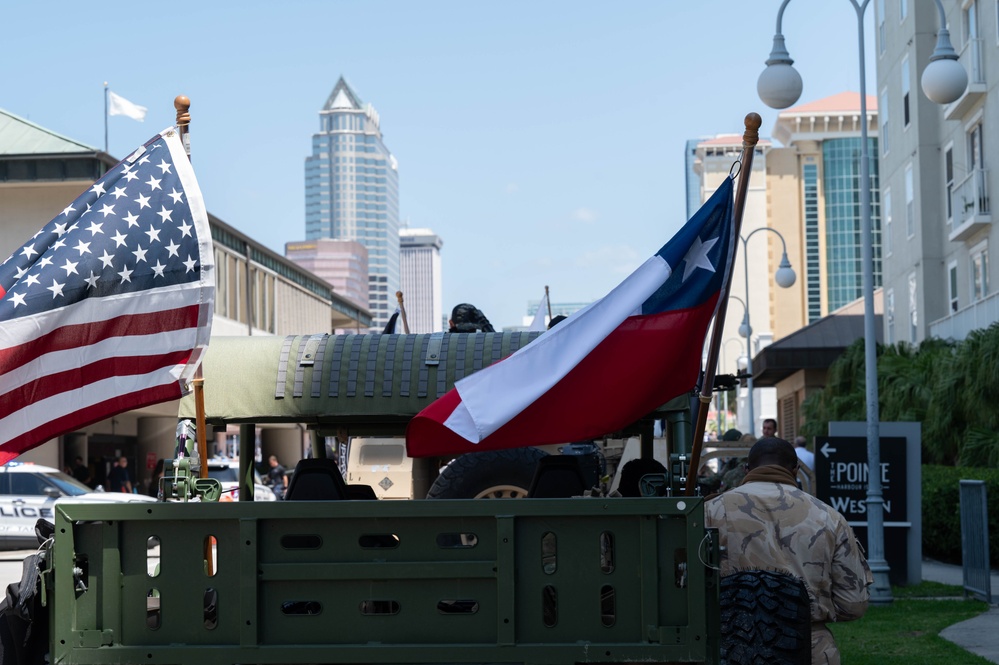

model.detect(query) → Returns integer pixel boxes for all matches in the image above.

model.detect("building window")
[949,261,959,312]
[878,0,886,53]
[905,163,914,237]
[908,272,918,343]
[884,188,892,256]
[944,145,954,222]
[880,88,890,155]
[901,56,911,127]
[803,162,822,322]
[886,288,895,344]
[971,241,989,301]
[899,0,907,21]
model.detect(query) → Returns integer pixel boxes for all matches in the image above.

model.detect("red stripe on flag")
[406,296,717,458]
[0,305,201,375]
[0,382,182,465]
[0,350,192,420]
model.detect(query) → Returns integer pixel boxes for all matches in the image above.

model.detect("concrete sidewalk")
[922,558,999,664]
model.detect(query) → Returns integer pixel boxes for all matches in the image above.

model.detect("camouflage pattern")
[705,471,872,665]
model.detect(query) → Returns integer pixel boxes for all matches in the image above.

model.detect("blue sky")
[4,1,876,330]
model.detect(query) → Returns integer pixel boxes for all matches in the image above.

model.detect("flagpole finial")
[175,96,191,128]
[743,113,762,147]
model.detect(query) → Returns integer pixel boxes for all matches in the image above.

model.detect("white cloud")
[571,207,598,224]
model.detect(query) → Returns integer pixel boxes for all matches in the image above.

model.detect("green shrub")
[922,465,999,567]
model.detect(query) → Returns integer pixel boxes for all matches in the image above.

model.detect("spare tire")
[426,448,548,499]
[720,569,811,665]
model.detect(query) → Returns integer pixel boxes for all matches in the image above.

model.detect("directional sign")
[814,436,908,523]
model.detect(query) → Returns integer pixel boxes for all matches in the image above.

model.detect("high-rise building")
[285,237,369,311]
[305,77,400,330]
[876,0,998,344]
[399,228,444,333]
[690,92,881,435]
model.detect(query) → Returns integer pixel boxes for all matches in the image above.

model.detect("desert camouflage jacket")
[704,468,873,625]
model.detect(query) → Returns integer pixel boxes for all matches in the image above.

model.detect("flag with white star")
[0,127,214,463]
[407,177,735,458]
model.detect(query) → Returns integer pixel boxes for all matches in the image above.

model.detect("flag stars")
[111,231,128,248]
[14,266,27,279]
[135,193,151,209]
[164,240,180,257]
[20,245,38,259]
[61,205,76,217]
[123,169,139,182]
[183,255,197,273]
[680,235,719,282]
[98,250,115,269]
[151,260,167,278]
[117,266,134,283]
[156,206,173,224]
[145,175,162,191]
[132,245,149,263]
[90,182,106,196]
[168,188,184,204]
[86,221,104,236]
[123,211,140,227]
[54,222,69,236]
[84,271,100,289]
[60,259,79,276]
[24,273,39,288]
[73,240,91,256]
[145,225,161,243]
[8,292,26,308]
[157,159,172,175]
[38,256,53,269]
[110,186,128,200]
[99,203,116,218]
[47,279,65,299]
[52,238,66,251]
[177,221,193,238]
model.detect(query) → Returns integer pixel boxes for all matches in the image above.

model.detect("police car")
[0,462,156,549]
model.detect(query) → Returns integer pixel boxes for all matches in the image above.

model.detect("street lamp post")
[739,228,796,436]
[757,0,967,606]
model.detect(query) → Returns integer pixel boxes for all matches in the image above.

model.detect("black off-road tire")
[720,569,811,665]
[426,448,548,499]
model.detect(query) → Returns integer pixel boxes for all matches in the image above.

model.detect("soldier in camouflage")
[705,437,872,664]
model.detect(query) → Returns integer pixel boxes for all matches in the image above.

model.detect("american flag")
[0,128,214,463]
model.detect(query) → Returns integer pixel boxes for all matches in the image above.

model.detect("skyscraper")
[305,77,400,329]
[399,228,443,333]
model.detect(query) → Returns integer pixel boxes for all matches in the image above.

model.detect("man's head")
[794,435,808,448]
[448,303,495,333]
[762,418,778,437]
[117,456,128,467]
[75,456,84,464]
[746,437,798,472]
[268,455,279,467]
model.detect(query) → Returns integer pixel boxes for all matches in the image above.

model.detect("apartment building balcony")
[949,167,991,242]
[945,38,987,120]
[930,290,999,341]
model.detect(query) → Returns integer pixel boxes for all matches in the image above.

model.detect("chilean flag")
[406,177,735,458]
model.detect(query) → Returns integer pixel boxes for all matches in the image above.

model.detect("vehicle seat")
[527,455,590,498]
[347,484,378,500]
[284,459,348,500]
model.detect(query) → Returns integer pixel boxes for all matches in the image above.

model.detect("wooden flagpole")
[175,95,209,483]
[396,291,410,334]
[684,113,762,496]
[545,285,552,320]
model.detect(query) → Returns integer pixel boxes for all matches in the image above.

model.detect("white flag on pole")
[108,91,147,122]
[528,291,549,331]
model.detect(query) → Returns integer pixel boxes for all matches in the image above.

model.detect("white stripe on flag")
[444,254,672,443]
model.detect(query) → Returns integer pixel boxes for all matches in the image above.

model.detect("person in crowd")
[107,456,133,493]
[794,435,815,469]
[447,303,495,333]
[762,417,778,438]
[71,456,91,486]
[267,455,288,499]
[705,437,872,663]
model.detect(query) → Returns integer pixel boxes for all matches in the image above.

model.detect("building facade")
[285,238,370,313]
[876,0,998,343]
[304,77,401,330]
[399,228,443,333]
